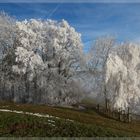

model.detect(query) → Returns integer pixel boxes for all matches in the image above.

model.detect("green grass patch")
[0,101,140,137]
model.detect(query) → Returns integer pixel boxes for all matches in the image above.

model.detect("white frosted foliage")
[105,43,140,113]
[0,14,84,105]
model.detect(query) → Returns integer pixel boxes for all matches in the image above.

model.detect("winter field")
[0,101,140,137]
[1,2,140,137]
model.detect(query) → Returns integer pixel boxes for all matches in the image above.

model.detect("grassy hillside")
[0,101,140,137]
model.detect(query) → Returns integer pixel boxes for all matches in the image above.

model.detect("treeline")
[0,12,140,114]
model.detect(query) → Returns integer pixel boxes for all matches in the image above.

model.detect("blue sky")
[0,3,140,51]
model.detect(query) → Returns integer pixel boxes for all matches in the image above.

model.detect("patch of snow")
[0,109,74,122]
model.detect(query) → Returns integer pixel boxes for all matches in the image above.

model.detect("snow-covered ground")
[0,108,74,123]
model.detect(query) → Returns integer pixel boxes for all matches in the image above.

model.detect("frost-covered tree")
[0,14,84,105]
[0,12,16,60]
[86,36,115,107]
[87,37,115,72]
[0,12,17,100]
[106,43,140,113]
[87,38,140,114]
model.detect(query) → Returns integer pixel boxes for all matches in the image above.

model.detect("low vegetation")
[0,101,140,137]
